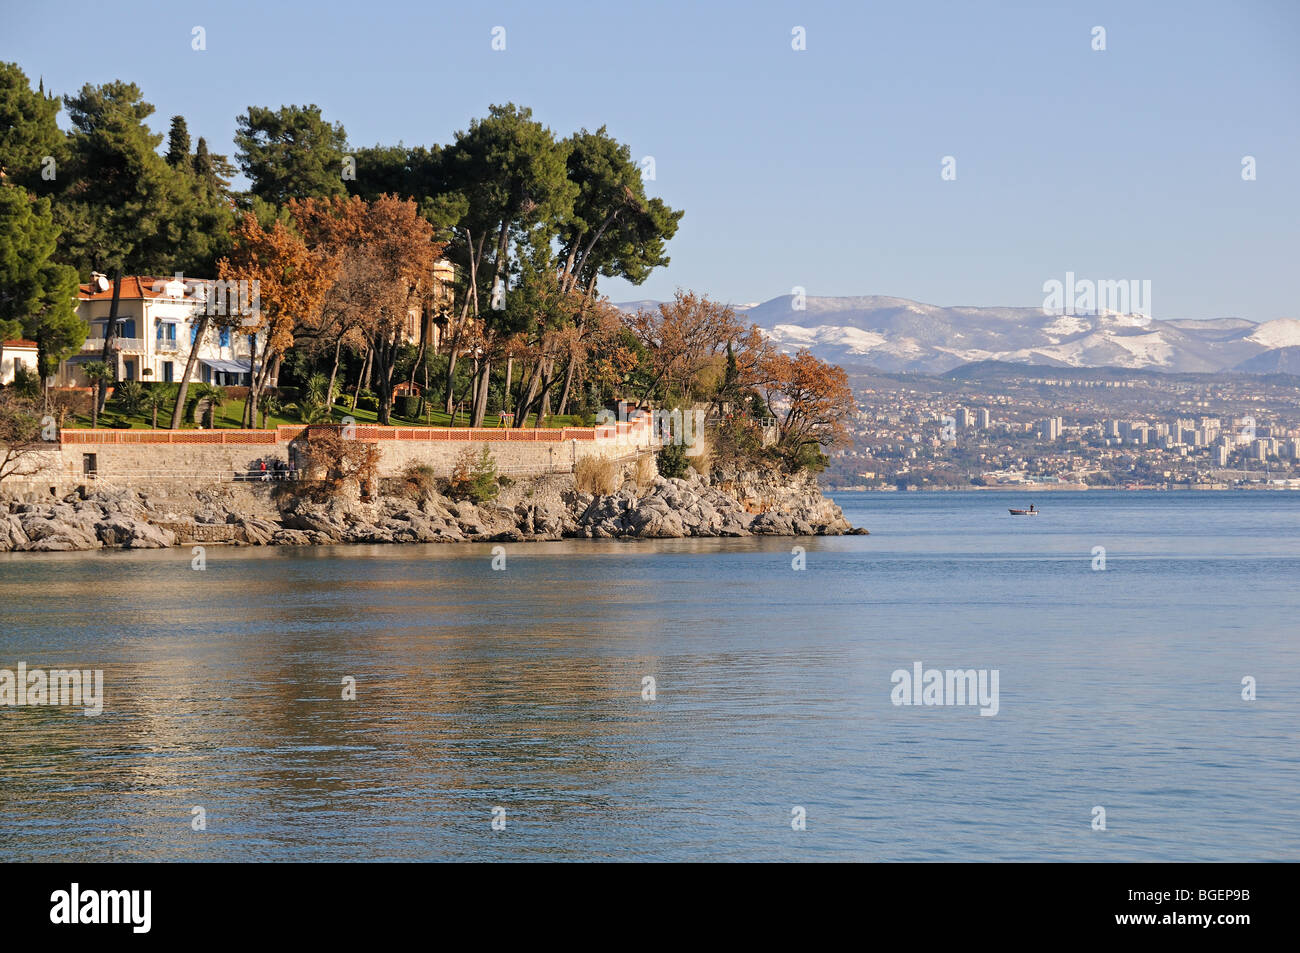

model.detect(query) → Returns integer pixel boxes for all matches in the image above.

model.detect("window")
[191,323,198,345]
[219,328,231,348]
[163,362,173,383]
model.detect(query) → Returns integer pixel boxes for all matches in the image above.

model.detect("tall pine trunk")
[169,313,210,429]
[503,357,513,417]
[96,269,123,414]
[351,346,371,412]
[471,359,490,427]
[556,355,577,416]
[326,337,342,406]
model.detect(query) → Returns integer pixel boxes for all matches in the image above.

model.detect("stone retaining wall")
[2,420,656,497]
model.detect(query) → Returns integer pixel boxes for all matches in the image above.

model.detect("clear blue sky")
[5,0,1298,320]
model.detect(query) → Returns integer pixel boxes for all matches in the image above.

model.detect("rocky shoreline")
[0,465,864,553]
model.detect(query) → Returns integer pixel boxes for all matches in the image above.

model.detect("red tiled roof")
[79,276,156,301]
[2,339,39,348]
[78,276,212,301]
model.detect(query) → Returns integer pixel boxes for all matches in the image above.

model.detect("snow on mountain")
[767,323,887,354]
[615,295,1288,375]
[1245,318,1300,350]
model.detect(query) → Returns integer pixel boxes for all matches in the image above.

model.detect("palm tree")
[289,396,333,424]
[115,380,145,417]
[142,385,171,429]
[259,392,284,429]
[304,373,329,406]
[191,383,226,429]
[81,361,112,429]
[288,373,333,425]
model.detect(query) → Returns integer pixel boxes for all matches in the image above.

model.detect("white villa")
[56,262,457,391]
[57,274,258,389]
[0,339,39,385]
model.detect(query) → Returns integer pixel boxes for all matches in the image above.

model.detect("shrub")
[657,442,689,479]
[400,462,437,500]
[634,453,657,492]
[114,380,145,415]
[46,388,90,427]
[575,456,621,495]
[356,394,378,412]
[298,426,380,496]
[709,414,768,469]
[291,396,332,424]
[685,428,712,475]
[449,445,499,503]
[10,366,41,399]
[0,391,46,483]
[792,442,829,473]
[400,395,420,419]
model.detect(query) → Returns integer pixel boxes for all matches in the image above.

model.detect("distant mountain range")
[617,295,1300,376]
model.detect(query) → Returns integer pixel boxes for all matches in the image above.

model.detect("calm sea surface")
[1,489,1297,861]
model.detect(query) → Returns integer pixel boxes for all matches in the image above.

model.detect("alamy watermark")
[1042,271,1152,318]
[50,884,150,933]
[1,662,103,716]
[596,402,706,455]
[151,273,261,327]
[891,661,999,716]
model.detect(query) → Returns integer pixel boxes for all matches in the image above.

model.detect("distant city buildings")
[825,369,1300,489]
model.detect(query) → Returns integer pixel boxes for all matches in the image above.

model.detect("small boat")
[1008,508,1039,516]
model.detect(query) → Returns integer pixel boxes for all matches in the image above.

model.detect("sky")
[4,0,1298,321]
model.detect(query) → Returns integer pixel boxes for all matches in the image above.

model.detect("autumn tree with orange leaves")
[626,291,747,407]
[218,212,337,427]
[752,348,857,470]
[290,194,444,425]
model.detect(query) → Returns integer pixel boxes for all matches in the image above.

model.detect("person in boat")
[1029,504,1035,513]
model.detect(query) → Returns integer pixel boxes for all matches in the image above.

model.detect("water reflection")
[1,492,1298,860]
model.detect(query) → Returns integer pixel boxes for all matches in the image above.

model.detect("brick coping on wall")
[59,418,651,446]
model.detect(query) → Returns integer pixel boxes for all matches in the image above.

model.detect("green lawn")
[69,397,588,431]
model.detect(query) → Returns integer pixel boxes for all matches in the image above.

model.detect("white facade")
[0,340,39,385]
[58,275,257,388]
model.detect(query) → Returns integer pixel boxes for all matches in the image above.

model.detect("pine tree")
[0,62,64,195]
[234,104,348,206]
[193,136,234,196]
[165,115,191,167]
[0,184,82,393]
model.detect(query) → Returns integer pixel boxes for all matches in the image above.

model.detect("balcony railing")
[80,338,148,353]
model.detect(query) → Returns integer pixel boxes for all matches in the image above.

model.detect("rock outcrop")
[0,464,863,553]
